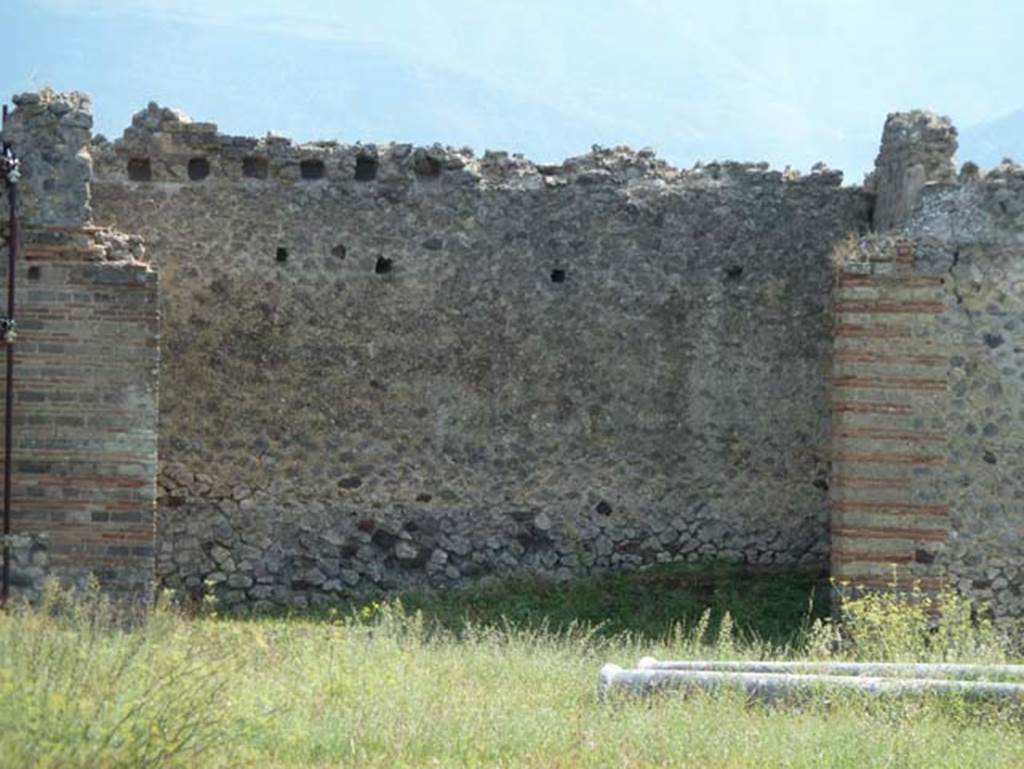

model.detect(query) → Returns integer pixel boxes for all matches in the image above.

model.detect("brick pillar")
[830,238,951,592]
[0,249,159,600]
[1,89,159,601]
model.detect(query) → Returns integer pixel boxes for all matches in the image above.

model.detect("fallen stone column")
[636,657,1024,680]
[597,664,1024,703]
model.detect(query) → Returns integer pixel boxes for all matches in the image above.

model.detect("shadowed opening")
[188,157,210,181]
[127,158,152,182]
[300,159,326,180]
[413,153,442,178]
[242,157,268,179]
[355,156,378,181]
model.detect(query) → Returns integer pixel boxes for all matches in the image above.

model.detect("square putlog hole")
[188,157,210,181]
[243,157,269,179]
[355,155,378,181]
[412,150,442,178]
[300,159,326,180]
[127,158,152,182]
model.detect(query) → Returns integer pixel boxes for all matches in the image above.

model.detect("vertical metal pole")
[1,104,16,605]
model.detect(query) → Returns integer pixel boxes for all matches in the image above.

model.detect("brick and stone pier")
[1,90,159,601]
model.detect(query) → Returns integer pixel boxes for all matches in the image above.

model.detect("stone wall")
[833,112,1024,621]
[87,103,869,609]
[0,90,159,601]
[3,90,93,227]
[909,162,1024,620]
[14,89,1023,620]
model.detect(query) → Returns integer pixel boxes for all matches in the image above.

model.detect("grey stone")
[395,542,418,560]
[227,573,253,589]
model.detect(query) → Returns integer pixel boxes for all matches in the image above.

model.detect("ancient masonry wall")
[11,90,1023,619]
[911,165,1024,620]
[1,91,159,601]
[86,103,869,610]
[833,111,1024,621]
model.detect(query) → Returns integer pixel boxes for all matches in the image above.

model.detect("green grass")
[1,573,1023,768]
[396,561,829,644]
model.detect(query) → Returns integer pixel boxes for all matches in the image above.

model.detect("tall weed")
[812,579,1014,662]
[0,583,233,768]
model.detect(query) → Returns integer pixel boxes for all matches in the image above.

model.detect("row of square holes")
[275,247,567,283]
[127,155,442,182]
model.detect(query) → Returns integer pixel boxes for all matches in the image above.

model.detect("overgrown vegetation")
[2,571,1023,768]
[395,561,829,644]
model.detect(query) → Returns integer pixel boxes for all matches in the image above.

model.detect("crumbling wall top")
[3,87,94,227]
[868,110,958,231]
[876,110,958,180]
[12,87,92,114]
[89,98,846,191]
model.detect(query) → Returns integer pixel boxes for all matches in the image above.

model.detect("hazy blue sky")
[7,0,1024,180]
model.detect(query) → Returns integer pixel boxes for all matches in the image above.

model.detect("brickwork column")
[0,254,159,599]
[830,238,952,591]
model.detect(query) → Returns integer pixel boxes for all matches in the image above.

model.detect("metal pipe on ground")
[637,657,1024,681]
[598,664,1024,703]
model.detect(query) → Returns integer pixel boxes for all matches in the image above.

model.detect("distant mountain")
[958,108,1024,168]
